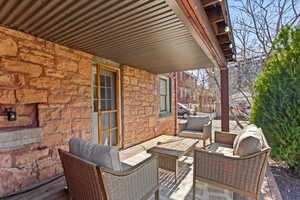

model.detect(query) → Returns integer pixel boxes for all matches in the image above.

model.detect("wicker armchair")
[178,116,212,146]
[59,149,159,200]
[193,130,271,200]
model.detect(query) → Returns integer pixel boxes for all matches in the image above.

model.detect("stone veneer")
[0,26,176,196]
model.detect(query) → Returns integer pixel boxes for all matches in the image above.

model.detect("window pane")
[110,112,117,128]
[106,100,112,110]
[111,74,116,109]
[100,75,105,86]
[160,79,167,95]
[102,132,109,145]
[160,96,166,111]
[101,100,106,111]
[107,88,111,99]
[111,130,117,146]
[101,113,109,130]
[101,87,106,99]
[106,72,112,87]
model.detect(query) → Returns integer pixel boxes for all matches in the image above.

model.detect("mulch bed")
[269,160,300,200]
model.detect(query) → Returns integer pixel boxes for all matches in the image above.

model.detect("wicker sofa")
[193,125,271,200]
[178,115,212,146]
[59,138,159,200]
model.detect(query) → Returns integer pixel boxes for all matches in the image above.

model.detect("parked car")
[177,103,191,118]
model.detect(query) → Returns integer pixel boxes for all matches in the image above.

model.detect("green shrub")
[250,26,300,173]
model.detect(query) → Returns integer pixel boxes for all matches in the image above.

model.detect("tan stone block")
[0,73,25,89]
[0,26,36,41]
[78,86,91,97]
[30,77,60,89]
[70,97,91,107]
[0,89,16,104]
[61,108,72,121]
[16,104,34,115]
[72,119,92,131]
[78,58,91,78]
[18,40,44,51]
[20,52,54,67]
[69,74,90,86]
[3,59,42,77]
[39,108,61,122]
[54,45,80,61]
[0,35,17,56]
[15,149,49,166]
[16,89,47,104]
[71,108,81,119]
[41,133,63,147]
[81,108,92,119]
[43,120,71,135]
[61,80,78,89]
[51,89,76,97]
[56,56,78,72]
[38,166,56,181]
[0,154,12,168]
[44,68,65,78]
[48,94,71,104]
[130,77,138,85]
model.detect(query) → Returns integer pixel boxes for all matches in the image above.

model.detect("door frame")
[95,64,122,148]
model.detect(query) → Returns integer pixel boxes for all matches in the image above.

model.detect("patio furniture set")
[59,116,271,200]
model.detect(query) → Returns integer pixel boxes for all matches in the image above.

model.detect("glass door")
[93,65,120,146]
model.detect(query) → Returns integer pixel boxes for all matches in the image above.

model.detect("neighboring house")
[0,0,234,196]
[197,85,215,113]
[176,71,198,104]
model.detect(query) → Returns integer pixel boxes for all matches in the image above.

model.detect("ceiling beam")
[202,0,221,8]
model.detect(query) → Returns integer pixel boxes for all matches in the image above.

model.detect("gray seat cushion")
[233,124,265,157]
[178,130,205,139]
[208,143,234,157]
[69,137,122,171]
[186,116,210,131]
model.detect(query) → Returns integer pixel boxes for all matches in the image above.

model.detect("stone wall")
[121,66,176,148]
[0,26,93,195]
[0,26,177,196]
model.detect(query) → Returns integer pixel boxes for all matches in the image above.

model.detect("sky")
[226,0,300,56]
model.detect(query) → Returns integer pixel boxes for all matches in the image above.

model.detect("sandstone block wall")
[0,26,93,195]
[0,26,177,196]
[121,66,176,148]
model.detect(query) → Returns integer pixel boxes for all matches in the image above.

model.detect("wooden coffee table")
[147,135,198,182]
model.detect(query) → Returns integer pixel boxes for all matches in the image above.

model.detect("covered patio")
[4,121,280,200]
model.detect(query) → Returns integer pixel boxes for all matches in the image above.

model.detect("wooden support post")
[220,67,229,132]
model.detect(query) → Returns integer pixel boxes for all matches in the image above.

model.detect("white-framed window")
[159,76,172,116]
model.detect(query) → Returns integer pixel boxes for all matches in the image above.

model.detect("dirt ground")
[269,160,300,200]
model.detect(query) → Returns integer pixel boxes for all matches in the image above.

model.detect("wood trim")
[101,127,118,133]
[202,0,221,8]
[98,64,119,72]
[96,65,102,144]
[100,110,118,114]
